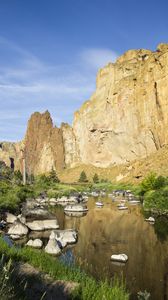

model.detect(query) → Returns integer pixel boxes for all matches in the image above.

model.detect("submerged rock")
[64,204,88,212]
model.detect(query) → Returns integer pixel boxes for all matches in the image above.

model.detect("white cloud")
[0,37,118,140]
[80,48,118,69]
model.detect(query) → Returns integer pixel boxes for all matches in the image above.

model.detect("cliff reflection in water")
[56,197,168,300]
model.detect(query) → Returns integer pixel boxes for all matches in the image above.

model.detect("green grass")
[0,255,26,300]
[0,238,129,300]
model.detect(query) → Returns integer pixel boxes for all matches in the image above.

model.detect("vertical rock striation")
[71,44,168,167]
[1,44,168,174]
[24,111,65,174]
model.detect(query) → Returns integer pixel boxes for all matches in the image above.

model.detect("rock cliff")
[0,141,23,171]
[1,43,168,177]
[71,43,168,167]
[0,111,65,175]
[24,111,65,174]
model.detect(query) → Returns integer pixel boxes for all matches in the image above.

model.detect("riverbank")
[0,237,129,300]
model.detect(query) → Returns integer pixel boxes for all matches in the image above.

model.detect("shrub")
[139,172,157,195]
[153,175,167,189]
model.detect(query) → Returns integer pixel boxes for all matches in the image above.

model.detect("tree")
[48,167,60,183]
[78,171,88,183]
[93,173,99,183]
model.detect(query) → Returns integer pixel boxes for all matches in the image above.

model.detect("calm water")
[54,196,168,300]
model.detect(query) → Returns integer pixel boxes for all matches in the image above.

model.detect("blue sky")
[0,0,168,141]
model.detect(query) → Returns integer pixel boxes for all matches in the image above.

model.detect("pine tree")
[93,173,99,183]
[49,167,60,183]
[78,171,88,182]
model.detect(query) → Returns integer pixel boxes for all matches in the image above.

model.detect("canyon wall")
[1,43,168,174]
[0,111,65,174]
[0,141,23,171]
[24,111,65,174]
[72,43,168,167]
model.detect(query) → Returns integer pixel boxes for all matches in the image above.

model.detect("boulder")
[23,208,53,220]
[111,254,128,263]
[49,198,58,206]
[45,237,61,255]
[17,214,26,224]
[64,204,88,212]
[26,219,59,231]
[54,229,77,244]
[26,239,43,249]
[56,196,69,202]
[8,221,29,236]
[49,231,67,248]
[10,234,21,240]
[6,213,17,224]
[145,217,155,223]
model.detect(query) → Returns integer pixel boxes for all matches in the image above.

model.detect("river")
[53,196,168,300]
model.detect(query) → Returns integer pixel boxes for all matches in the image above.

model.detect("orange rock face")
[23,111,65,174]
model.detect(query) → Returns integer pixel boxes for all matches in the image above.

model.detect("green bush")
[144,189,168,211]
[139,172,157,195]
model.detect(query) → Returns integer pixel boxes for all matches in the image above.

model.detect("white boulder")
[111,254,128,263]
[26,239,43,249]
[145,217,155,223]
[8,221,28,236]
[17,214,26,224]
[45,237,61,255]
[6,213,17,224]
[54,229,77,244]
[26,219,59,231]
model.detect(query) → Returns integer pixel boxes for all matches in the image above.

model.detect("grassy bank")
[0,238,129,300]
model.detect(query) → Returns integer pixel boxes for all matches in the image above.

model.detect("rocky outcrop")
[0,141,23,171]
[1,44,168,174]
[71,44,168,167]
[61,123,79,167]
[0,111,65,175]
[24,111,65,174]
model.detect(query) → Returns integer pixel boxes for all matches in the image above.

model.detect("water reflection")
[53,196,168,300]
